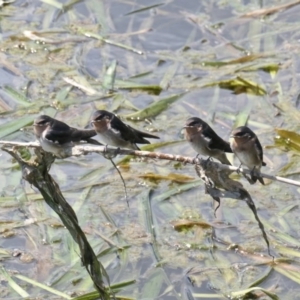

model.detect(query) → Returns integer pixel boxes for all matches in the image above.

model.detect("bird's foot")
[103,145,120,160]
[236,163,242,174]
[192,154,201,164]
[250,167,264,185]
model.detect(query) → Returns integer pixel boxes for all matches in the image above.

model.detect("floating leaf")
[139,172,194,184]
[204,76,266,96]
[115,79,162,95]
[275,128,300,152]
[170,219,212,231]
[201,53,266,67]
[277,154,300,176]
[230,286,279,300]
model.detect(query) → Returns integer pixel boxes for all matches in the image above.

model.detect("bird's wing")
[110,115,158,144]
[254,138,266,165]
[203,125,232,153]
[69,129,97,142]
[43,120,72,144]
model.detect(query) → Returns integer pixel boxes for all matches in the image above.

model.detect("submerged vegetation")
[1,0,300,299]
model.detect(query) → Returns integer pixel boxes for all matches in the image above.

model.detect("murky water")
[1,0,300,299]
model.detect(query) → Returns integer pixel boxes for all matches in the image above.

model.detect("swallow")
[230,126,266,185]
[91,110,159,150]
[33,115,99,157]
[184,117,232,165]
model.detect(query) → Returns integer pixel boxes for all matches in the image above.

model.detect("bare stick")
[1,140,299,188]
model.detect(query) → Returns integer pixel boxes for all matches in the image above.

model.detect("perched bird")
[33,115,99,157]
[230,126,266,185]
[184,117,232,165]
[91,110,159,150]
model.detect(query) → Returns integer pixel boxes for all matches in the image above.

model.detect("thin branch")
[0,140,299,187]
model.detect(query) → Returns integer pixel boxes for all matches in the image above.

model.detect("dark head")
[231,126,256,140]
[185,117,206,128]
[91,110,114,132]
[91,110,114,122]
[34,115,54,127]
[33,115,53,137]
[184,117,207,137]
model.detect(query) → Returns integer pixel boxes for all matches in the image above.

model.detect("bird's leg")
[114,147,121,157]
[237,164,254,184]
[236,163,242,174]
[103,144,109,159]
[103,144,119,160]
[250,166,257,177]
[248,166,258,184]
[192,153,201,164]
[241,166,255,184]
[204,156,212,167]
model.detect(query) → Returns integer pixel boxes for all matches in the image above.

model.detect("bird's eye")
[37,120,48,125]
[187,121,199,127]
[236,132,245,137]
[95,114,105,121]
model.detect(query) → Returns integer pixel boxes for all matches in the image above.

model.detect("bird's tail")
[251,174,265,185]
[69,128,98,142]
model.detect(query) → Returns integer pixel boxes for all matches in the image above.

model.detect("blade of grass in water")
[40,0,63,9]
[274,266,300,285]
[153,180,201,202]
[14,274,72,299]
[83,31,143,55]
[208,86,220,121]
[125,92,186,120]
[3,86,32,107]
[115,78,162,95]
[1,267,29,298]
[159,62,179,90]
[0,115,36,138]
[86,0,110,34]
[230,287,279,300]
[204,77,266,96]
[125,3,164,16]
[233,94,253,128]
[102,60,117,92]
[142,190,161,262]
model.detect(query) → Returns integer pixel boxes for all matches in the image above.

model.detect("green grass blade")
[40,0,63,9]
[1,267,29,298]
[3,86,32,107]
[15,274,72,299]
[124,92,186,120]
[0,115,36,138]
